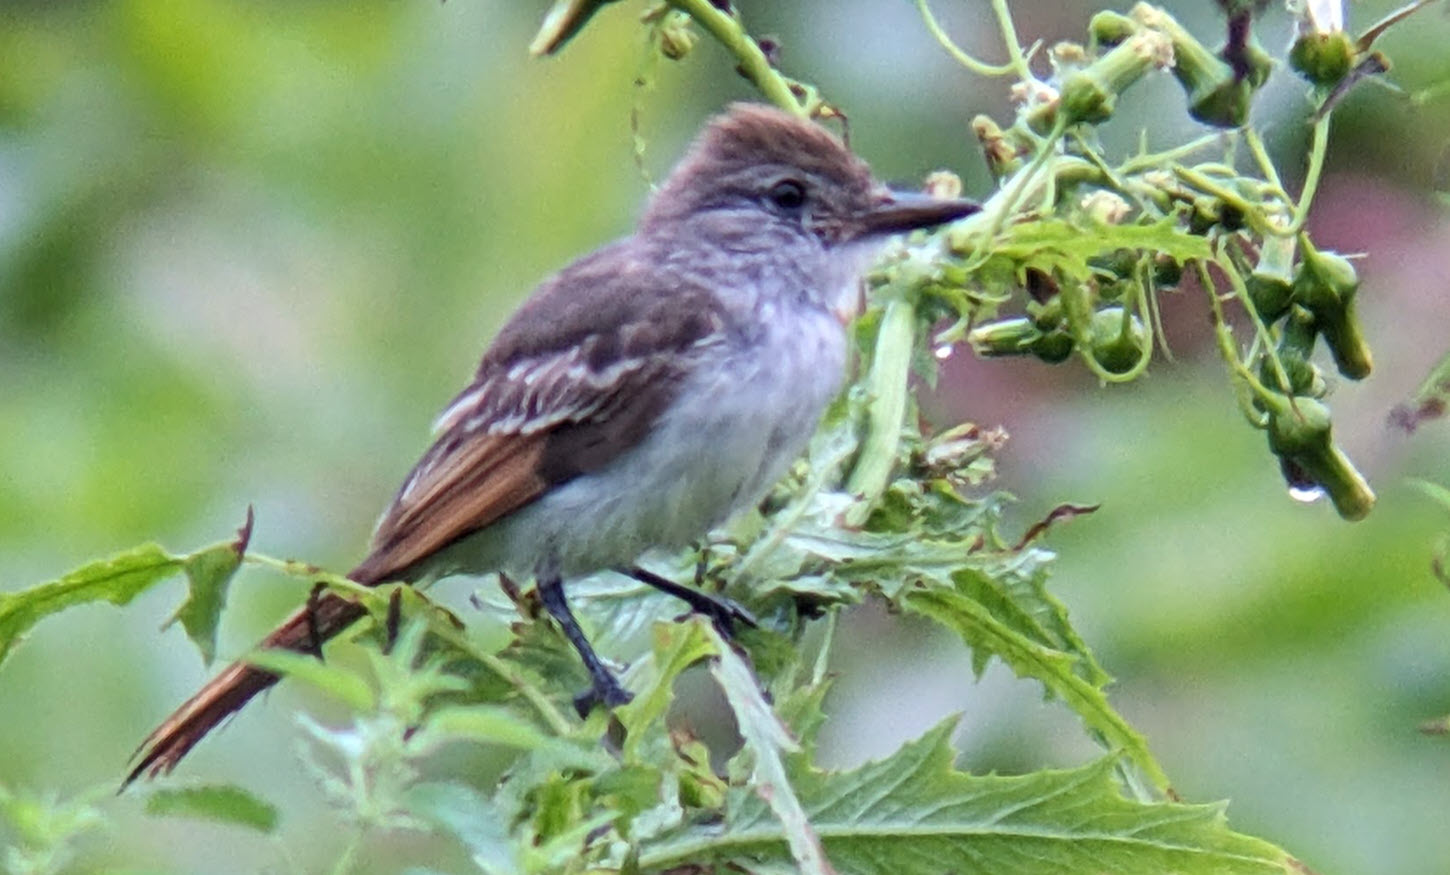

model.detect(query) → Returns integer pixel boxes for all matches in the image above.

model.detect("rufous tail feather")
[123,588,368,787]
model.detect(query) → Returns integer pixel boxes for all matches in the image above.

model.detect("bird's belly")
[467,310,846,579]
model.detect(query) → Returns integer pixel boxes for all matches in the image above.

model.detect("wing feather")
[350,247,730,586]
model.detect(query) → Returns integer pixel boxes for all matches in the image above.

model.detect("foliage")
[3,0,1443,873]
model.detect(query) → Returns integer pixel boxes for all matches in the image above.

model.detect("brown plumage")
[124,103,978,785]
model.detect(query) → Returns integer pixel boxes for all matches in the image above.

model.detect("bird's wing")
[351,251,729,584]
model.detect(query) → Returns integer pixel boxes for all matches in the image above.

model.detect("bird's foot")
[623,566,758,638]
[573,676,634,718]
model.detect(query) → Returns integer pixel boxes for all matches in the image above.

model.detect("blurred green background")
[2,1,1450,872]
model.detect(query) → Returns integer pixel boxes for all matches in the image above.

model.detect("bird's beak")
[856,190,980,238]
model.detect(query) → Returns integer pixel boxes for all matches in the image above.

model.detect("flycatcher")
[127,103,978,784]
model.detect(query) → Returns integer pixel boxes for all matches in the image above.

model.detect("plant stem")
[845,296,916,523]
[915,0,1015,76]
[989,0,1036,82]
[664,0,805,116]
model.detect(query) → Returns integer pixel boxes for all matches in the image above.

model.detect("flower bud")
[967,318,1075,364]
[1089,10,1138,48]
[1289,31,1355,88]
[1246,233,1297,322]
[1134,4,1261,128]
[1058,29,1173,126]
[1263,394,1375,520]
[1089,307,1148,374]
[1292,240,1372,379]
[1260,306,1325,398]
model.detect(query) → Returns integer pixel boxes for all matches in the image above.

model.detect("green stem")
[1119,131,1225,175]
[1289,113,1331,233]
[915,0,1015,76]
[989,0,1037,82]
[958,117,1066,273]
[445,630,575,737]
[1239,113,1330,237]
[1241,128,1294,212]
[664,0,805,116]
[1171,163,1278,238]
[1196,260,1271,428]
[1215,241,1294,398]
[244,553,360,593]
[844,296,916,524]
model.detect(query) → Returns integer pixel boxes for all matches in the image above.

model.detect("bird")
[125,103,978,785]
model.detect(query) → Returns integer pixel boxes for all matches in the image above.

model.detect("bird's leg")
[382,587,403,654]
[305,582,327,658]
[623,565,758,638]
[536,576,634,717]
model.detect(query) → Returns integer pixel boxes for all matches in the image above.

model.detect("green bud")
[1135,5,1259,128]
[1259,307,1325,398]
[1263,394,1376,521]
[967,317,1075,365]
[1089,10,1138,49]
[1265,393,1331,455]
[1089,307,1148,374]
[1028,297,1064,330]
[969,317,1041,357]
[1030,328,1075,363]
[1246,233,1297,321]
[1058,29,1172,126]
[1289,32,1355,88]
[1292,240,1372,379]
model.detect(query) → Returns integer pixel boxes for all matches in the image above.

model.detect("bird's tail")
[123,589,367,787]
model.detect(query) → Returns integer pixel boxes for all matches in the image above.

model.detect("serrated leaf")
[639,720,1297,875]
[405,781,522,875]
[985,216,1212,286]
[903,587,1169,791]
[244,649,377,712]
[615,617,719,758]
[164,509,253,665]
[145,785,278,833]
[707,624,832,875]
[0,544,183,669]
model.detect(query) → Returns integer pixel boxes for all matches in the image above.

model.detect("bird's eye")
[767,179,807,211]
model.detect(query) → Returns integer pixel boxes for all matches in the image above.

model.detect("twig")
[664,0,805,116]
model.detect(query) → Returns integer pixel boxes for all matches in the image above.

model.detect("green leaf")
[243,649,377,712]
[144,784,278,834]
[405,781,522,875]
[410,704,554,753]
[615,617,719,756]
[0,543,183,669]
[0,783,105,852]
[983,216,1212,287]
[903,587,1169,791]
[706,624,831,875]
[164,508,253,665]
[640,720,1299,875]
